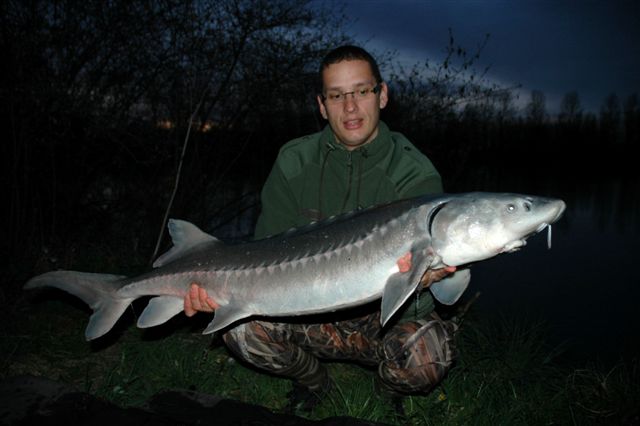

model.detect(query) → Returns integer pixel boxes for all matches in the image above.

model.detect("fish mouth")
[503,221,552,254]
[535,222,549,233]
[502,239,526,253]
[535,200,566,249]
[515,220,556,252]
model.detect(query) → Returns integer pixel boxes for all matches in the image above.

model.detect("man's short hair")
[319,45,383,91]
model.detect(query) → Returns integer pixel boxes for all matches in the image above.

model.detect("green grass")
[2,293,638,425]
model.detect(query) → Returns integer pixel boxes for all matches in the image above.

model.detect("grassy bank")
[2,291,638,425]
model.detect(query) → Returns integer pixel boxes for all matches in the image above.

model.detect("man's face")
[317,59,388,151]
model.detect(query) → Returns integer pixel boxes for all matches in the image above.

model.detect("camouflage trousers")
[222,310,458,395]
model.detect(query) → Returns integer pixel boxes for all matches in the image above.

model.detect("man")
[185,45,457,411]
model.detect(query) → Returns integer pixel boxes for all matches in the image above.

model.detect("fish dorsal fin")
[429,269,471,305]
[153,219,220,268]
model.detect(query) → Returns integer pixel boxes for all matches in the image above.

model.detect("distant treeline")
[387,87,640,188]
[2,1,638,287]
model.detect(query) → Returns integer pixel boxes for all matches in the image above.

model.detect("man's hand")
[420,266,456,288]
[396,252,456,288]
[184,283,219,317]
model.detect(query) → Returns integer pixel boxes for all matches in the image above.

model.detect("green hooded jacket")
[254,121,443,322]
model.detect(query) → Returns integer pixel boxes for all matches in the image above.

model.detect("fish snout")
[540,199,566,225]
[552,200,567,223]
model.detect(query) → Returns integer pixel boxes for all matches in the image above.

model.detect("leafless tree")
[623,93,639,145]
[526,90,548,125]
[600,93,622,145]
[558,91,583,125]
[1,0,350,275]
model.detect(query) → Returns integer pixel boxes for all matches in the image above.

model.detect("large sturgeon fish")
[25,192,566,341]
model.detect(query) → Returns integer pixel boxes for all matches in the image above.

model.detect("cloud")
[344,0,640,113]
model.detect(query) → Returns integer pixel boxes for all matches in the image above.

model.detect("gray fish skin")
[24,192,566,341]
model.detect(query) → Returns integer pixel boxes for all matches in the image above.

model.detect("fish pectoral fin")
[202,304,251,334]
[153,219,220,268]
[429,269,471,305]
[381,249,434,327]
[381,272,422,327]
[137,296,185,328]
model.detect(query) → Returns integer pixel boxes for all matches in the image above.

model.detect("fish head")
[428,193,566,266]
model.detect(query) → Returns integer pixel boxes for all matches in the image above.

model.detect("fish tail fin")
[24,270,131,341]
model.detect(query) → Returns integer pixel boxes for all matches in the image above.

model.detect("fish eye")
[507,203,516,212]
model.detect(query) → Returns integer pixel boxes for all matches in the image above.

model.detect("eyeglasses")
[321,84,381,104]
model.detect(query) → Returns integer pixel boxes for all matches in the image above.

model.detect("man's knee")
[378,316,458,394]
[222,320,293,369]
[223,320,329,390]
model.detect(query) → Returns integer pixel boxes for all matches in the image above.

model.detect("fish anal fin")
[153,219,220,268]
[429,269,471,305]
[86,300,131,340]
[137,296,185,328]
[202,304,251,334]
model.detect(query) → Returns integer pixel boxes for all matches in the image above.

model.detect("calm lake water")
[451,170,640,367]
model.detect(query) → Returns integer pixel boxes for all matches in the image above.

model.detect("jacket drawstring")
[356,148,368,210]
[318,143,335,220]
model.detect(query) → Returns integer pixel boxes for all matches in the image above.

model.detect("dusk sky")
[338,0,639,114]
